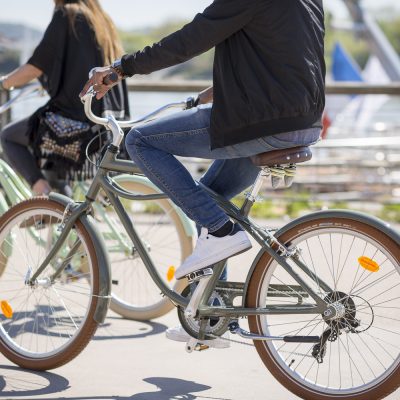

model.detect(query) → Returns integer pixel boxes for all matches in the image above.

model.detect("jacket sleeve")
[28,9,68,97]
[121,0,258,76]
[28,9,68,76]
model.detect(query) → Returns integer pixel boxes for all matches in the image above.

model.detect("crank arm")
[184,268,214,318]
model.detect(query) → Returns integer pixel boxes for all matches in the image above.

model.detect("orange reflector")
[358,256,380,273]
[167,266,176,282]
[1,300,13,319]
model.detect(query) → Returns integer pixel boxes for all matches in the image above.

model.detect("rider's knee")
[125,128,144,158]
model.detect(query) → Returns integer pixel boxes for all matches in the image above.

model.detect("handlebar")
[0,82,44,115]
[81,86,191,147]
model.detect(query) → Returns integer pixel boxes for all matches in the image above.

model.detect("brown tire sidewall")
[0,198,100,370]
[246,217,400,400]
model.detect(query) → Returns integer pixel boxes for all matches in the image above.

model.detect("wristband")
[111,59,127,79]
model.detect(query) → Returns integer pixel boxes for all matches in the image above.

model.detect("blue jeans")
[125,104,320,233]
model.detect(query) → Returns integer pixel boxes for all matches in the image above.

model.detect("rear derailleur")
[312,318,361,364]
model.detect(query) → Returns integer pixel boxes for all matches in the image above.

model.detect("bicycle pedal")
[185,337,210,353]
[186,267,213,283]
[194,343,209,352]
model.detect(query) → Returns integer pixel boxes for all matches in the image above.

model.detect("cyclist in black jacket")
[82,0,325,344]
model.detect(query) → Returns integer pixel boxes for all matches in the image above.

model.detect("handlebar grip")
[185,96,200,110]
[103,72,119,86]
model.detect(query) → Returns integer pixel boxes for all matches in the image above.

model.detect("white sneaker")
[165,325,230,349]
[175,224,252,280]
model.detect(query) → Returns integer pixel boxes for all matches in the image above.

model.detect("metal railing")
[0,81,399,204]
[1,81,400,129]
[124,80,400,95]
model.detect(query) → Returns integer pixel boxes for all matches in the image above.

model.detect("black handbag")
[32,111,108,181]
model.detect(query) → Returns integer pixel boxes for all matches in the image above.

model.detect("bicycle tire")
[246,212,400,400]
[0,198,100,370]
[96,178,192,320]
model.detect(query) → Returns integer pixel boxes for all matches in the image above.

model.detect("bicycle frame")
[28,140,332,319]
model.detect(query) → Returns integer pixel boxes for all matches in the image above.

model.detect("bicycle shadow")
[0,371,233,400]
[2,306,168,342]
[0,365,70,397]
[93,317,168,341]
[124,377,213,400]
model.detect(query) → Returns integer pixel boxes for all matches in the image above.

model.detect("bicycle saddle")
[250,146,312,167]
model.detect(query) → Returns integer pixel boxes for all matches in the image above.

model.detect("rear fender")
[242,209,400,307]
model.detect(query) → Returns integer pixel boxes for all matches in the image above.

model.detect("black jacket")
[121,0,325,149]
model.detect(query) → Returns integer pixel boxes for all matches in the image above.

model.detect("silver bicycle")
[0,86,399,400]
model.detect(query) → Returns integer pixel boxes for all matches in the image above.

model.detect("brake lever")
[80,87,96,104]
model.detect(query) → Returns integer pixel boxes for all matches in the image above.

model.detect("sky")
[0,0,400,32]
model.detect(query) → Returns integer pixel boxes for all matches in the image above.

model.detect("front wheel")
[246,212,400,400]
[0,198,100,370]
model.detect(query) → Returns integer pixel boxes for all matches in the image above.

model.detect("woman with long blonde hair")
[0,0,129,194]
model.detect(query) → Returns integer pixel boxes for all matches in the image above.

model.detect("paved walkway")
[1,219,399,400]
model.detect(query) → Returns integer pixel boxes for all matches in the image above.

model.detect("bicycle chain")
[328,329,338,342]
[208,331,255,347]
[209,330,321,364]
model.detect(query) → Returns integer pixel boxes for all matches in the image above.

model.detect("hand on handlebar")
[184,87,214,110]
[79,66,121,100]
[197,86,213,105]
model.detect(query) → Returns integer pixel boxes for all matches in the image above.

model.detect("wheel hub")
[323,291,357,330]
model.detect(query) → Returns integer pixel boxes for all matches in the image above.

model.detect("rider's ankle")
[209,221,234,237]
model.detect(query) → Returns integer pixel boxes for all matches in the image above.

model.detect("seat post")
[240,170,267,217]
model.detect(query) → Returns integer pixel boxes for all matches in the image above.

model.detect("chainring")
[177,285,231,340]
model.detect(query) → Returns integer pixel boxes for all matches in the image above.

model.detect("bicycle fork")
[27,200,90,286]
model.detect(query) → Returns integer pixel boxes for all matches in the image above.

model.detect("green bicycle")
[0,86,399,400]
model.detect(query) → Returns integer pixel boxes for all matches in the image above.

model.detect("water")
[10,91,195,122]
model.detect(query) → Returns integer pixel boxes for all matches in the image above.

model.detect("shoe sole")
[166,332,231,348]
[165,331,191,342]
[175,240,252,280]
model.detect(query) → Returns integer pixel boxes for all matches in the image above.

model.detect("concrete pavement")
[1,219,400,400]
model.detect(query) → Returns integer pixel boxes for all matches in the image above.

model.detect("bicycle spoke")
[0,203,95,361]
[255,224,400,395]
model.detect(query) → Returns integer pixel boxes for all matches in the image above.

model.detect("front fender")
[49,192,111,324]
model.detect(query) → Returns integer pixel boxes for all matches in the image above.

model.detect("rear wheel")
[246,214,400,400]
[0,198,100,370]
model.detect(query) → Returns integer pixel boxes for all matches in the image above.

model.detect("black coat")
[121,0,325,149]
[29,8,129,122]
